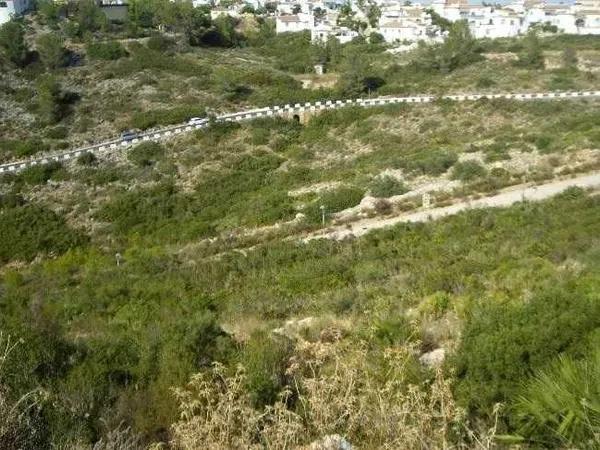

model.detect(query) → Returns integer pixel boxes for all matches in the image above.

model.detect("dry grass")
[0,333,46,449]
[170,337,500,450]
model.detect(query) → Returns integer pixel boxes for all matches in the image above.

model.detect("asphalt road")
[1,89,599,174]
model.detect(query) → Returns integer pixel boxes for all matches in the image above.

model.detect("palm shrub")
[515,349,600,447]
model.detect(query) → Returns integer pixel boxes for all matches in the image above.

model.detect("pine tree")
[0,21,28,67]
[37,76,63,125]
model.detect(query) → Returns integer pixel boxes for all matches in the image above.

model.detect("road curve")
[305,171,600,241]
[1,90,600,174]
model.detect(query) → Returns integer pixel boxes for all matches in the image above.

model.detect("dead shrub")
[170,340,499,449]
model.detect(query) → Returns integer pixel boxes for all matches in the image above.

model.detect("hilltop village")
[272,0,600,44]
[3,0,600,44]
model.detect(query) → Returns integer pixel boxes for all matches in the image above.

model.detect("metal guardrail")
[1,90,599,174]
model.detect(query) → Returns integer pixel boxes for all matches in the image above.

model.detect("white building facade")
[0,0,30,25]
[276,13,313,33]
[271,0,600,43]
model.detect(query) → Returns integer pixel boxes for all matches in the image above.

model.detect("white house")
[273,0,600,41]
[193,0,212,7]
[466,7,522,39]
[574,10,600,32]
[210,7,240,19]
[311,22,358,42]
[276,13,313,33]
[0,0,30,25]
[378,5,438,43]
[573,0,600,33]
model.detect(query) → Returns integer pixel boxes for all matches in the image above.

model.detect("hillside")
[2,2,600,449]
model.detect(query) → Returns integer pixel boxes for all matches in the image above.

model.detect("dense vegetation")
[1,1,600,448]
[2,183,600,447]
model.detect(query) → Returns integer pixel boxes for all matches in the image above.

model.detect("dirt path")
[305,171,600,241]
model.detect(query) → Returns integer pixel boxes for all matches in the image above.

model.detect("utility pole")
[320,205,326,226]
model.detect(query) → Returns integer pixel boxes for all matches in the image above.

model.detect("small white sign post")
[422,193,432,209]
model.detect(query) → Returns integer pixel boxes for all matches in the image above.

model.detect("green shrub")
[320,186,364,212]
[146,34,176,52]
[450,160,487,182]
[96,182,187,235]
[19,161,63,184]
[304,186,364,223]
[413,21,482,74]
[86,40,128,60]
[13,139,50,158]
[113,45,211,78]
[515,30,545,69]
[254,31,315,73]
[0,204,87,262]
[0,192,25,208]
[482,139,511,162]
[53,141,70,150]
[77,151,96,166]
[547,72,576,91]
[370,32,384,44]
[490,167,510,179]
[454,283,600,414]
[12,86,35,103]
[250,127,270,145]
[128,141,165,166]
[0,138,50,158]
[534,135,553,152]
[369,175,409,198]
[78,166,123,185]
[372,316,414,346]
[45,126,68,140]
[403,150,458,176]
[185,312,235,368]
[476,76,496,88]
[192,152,294,228]
[240,330,294,408]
